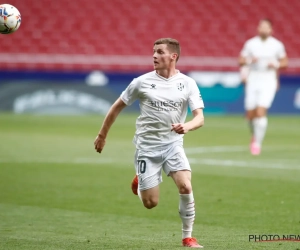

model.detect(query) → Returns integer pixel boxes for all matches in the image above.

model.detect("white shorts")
[245,71,277,110]
[134,143,191,191]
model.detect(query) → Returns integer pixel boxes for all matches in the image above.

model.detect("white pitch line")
[185,145,247,154]
[189,158,300,170]
[206,123,300,133]
[0,158,120,164]
[1,145,299,169]
[185,145,300,154]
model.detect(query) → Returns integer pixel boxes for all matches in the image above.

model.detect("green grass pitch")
[0,113,299,250]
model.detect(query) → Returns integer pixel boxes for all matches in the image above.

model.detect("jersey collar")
[155,70,180,81]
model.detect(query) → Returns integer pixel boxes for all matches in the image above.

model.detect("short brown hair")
[154,38,181,62]
[260,18,273,26]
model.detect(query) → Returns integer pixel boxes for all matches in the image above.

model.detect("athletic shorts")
[245,71,277,110]
[134,143,191,191]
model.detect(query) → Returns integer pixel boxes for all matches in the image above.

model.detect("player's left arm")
[278,56,288,69]
[268,56,288,69]
[269,42,288,69]
[276,70,280,91]
[172,79,205,134]
[171,108,204,134]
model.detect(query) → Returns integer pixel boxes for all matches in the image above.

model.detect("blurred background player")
[238,19,288,155]
[94,38,205,248]
[240,65,249,84]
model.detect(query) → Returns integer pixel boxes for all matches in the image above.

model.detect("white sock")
[137,188,143,202]
[253,117,268,147]
[179,193,195,239]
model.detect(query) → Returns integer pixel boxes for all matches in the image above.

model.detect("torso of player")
[121,71,204,151]
[245,36,284,74]
[136,72,191,150]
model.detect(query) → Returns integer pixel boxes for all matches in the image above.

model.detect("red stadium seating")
[1,0,300,72]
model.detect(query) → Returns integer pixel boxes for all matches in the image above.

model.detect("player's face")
[153,44,176,70]
[257,21,272,38]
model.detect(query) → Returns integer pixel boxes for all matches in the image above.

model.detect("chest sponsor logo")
[150,100,183,111]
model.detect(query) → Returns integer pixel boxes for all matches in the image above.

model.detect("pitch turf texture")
[0,114,299,250]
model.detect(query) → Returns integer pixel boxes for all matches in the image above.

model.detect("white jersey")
[240,36,286,78]
[120,70,204,151]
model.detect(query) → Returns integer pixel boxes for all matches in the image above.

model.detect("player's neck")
[259,35,270,41]
[156,68,178,79]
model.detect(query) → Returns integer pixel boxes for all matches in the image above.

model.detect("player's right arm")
[239,40,249,66]
[94,98,127,153]
[94,78,140,153]
[238,39,259,67]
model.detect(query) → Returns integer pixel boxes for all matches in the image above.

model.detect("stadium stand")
[1,0,300,72]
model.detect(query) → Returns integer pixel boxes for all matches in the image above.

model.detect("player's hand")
[171,123,190,134]
[94,134,106,153]
[250,57,258,64]
[268,61,280,69]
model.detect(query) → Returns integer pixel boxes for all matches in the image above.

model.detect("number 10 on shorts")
[137,160,146,174]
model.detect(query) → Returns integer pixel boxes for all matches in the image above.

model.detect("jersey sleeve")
[277,42,287,59]
[188,80,204,111]
[240,40,251,57]
[120,78,140,106]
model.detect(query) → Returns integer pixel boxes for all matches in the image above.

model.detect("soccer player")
[238,19,288,155]
[94,38,204,248]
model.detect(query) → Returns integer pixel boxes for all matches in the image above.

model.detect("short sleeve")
[277,42,287,59]
[188,80,204,111]
[240,41,250,57]
[120,78,140,106]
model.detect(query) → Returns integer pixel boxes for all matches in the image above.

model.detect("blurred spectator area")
[1,0,300,72]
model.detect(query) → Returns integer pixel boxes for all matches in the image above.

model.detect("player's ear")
[171,53,178,61]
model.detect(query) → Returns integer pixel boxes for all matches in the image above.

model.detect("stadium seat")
[2,0,300,72]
